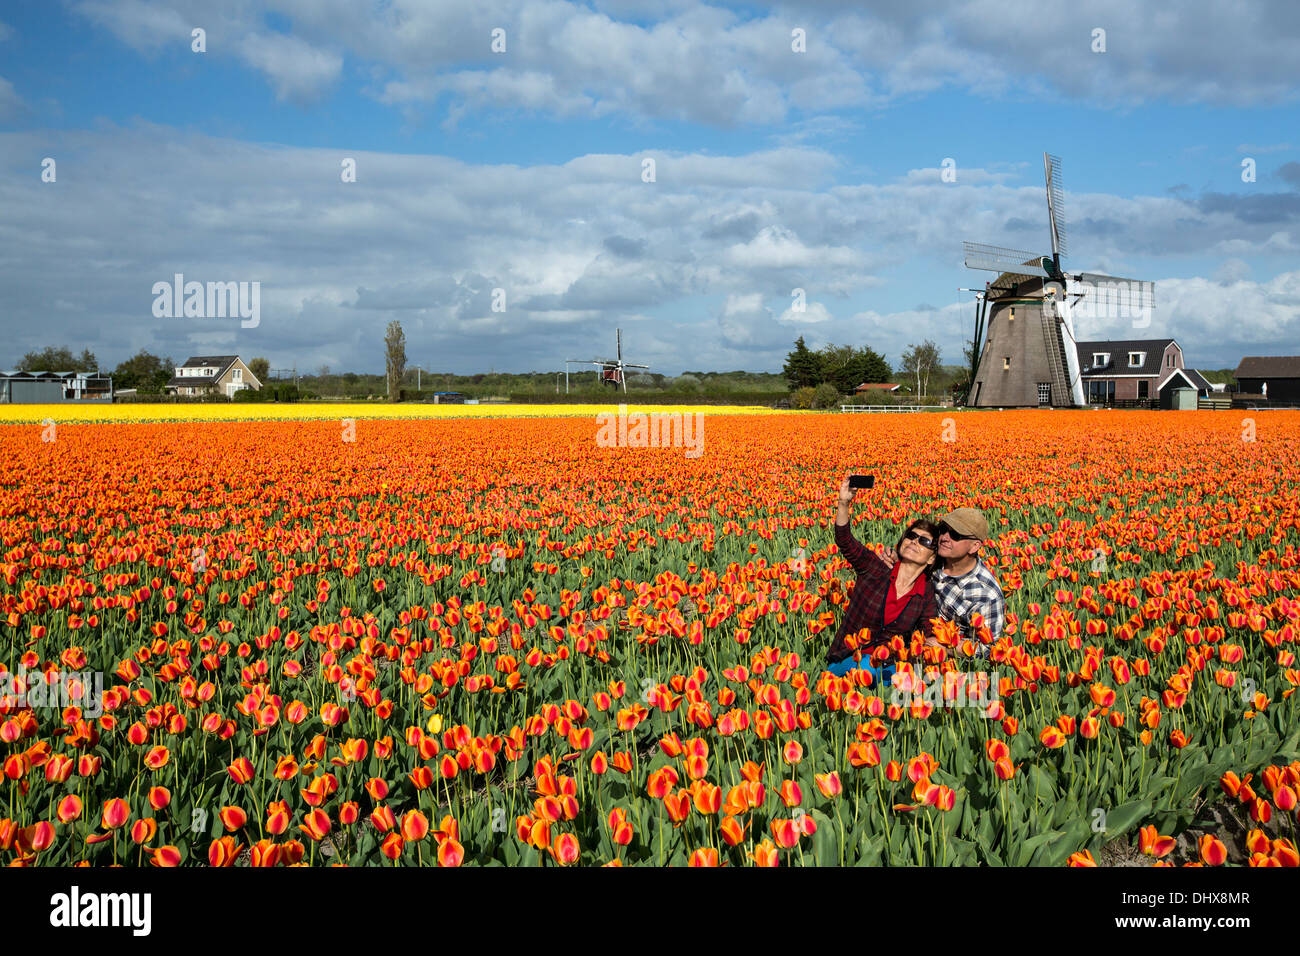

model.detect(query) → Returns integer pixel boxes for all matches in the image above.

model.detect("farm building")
[165,356,261,398]
[0,370,114,403]
[853,383,902,394]
[1234,356,1300,405]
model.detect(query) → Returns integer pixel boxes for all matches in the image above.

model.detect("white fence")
[839,404,952,413]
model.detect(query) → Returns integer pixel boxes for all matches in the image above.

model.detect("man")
[881,507,1004,658]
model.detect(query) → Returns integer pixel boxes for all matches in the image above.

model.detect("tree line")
[781,336,944,405]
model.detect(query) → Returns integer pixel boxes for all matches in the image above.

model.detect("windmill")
[564,328,650,393]
[962,153,1156,407]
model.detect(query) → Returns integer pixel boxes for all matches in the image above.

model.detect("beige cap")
[939,507,988,541]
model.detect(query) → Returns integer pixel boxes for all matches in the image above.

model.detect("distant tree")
[18,346,98,372]
[818,343,890,394]
[112,350,173,392]
[791,386,817,409]
[782,336,821,391]
[811,382,842,409]
[900,340,942,399]
[384,321,406,402]
[247,357,270,384]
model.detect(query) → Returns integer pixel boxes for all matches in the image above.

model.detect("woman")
[825,476,941,686]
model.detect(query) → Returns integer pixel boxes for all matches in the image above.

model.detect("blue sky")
[1,0,1298,376]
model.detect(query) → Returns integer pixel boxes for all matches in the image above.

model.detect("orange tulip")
[22,821,55,853]
[1198,834,1227,866]
[381,832,406,860]
[438,837,465,866]
[751,839,781,866]
[1249,798,1273,824]
[57,795,83,824]
[770,817,799,849]
[208,836,241,867]
[550,832,580,865]
[719,816,745,847]
[1275,785,1297,812]
[130,818,158,846]
[1039,727,1066,749]
[814,772,842,798]
[401,810,430,842]
[266,800,292,836]
[150,845,182,867]
[1138,825,1175,858]
[219,806,248,831]
[249,839,280,868]
[1272,839,1299,867]
[299,809,331,842]
[1245,829,1272,855]
[101,798,130,830]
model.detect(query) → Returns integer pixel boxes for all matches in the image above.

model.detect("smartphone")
[848,474,875,489]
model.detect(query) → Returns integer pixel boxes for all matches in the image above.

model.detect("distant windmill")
[963,153,1156,407]
[565,328,650,393]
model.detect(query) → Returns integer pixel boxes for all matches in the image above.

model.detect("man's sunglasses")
[938,523,979,542]
[903,530,937,550]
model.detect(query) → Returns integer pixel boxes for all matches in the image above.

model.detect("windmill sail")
[963,242,1051,278]
[1044,152,1067,262]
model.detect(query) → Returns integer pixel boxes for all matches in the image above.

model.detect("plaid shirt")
[933,558,1005,657]
[827,522,939,663]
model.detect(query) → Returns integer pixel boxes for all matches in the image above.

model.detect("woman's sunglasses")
[904,530,937,550]
[938,523,978,542]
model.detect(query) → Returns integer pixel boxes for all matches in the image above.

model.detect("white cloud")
[777,300,833,324]
[1213,258,1252,284]
[726,225,859,270]
[239,32,343,104]
[1237,143,1294,154]
[1,122,1297,374]
[0,77,22,120]
[70,0,1300,129]
[72,0,192,48]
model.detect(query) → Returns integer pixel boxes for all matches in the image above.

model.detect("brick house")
[1075,338,1202,404]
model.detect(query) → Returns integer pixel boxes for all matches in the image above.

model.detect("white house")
[165,356,262,398]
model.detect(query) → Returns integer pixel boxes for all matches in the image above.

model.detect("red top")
[884,561,927,626]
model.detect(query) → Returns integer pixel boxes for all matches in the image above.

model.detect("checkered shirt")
[933,558,1005,656]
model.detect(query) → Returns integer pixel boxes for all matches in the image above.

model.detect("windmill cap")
[940,508,989,541]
